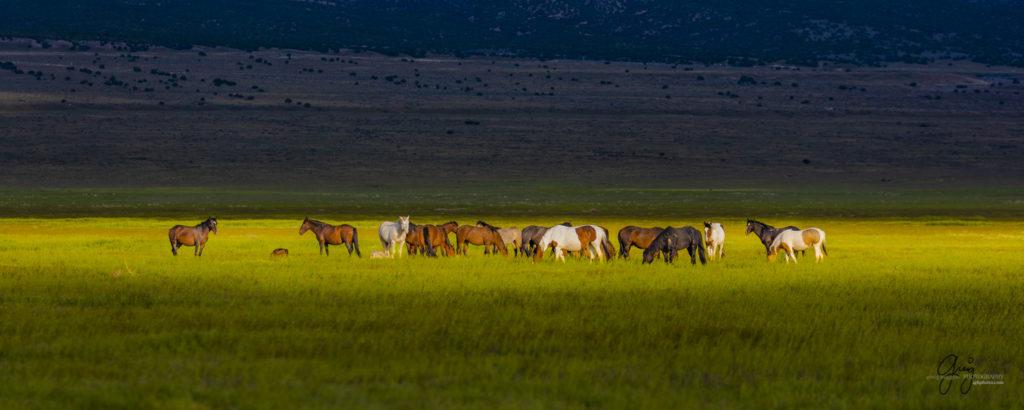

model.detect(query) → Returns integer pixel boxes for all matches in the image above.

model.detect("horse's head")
[299,217,312,235]
[533,239,551,261]
[443,221,459,233]
[208,217,218,234]
[745,219,756,235]
[766,243,778,261]
[399,216,410,231]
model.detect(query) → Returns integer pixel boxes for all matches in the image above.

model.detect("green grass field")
[1,188,1022,408]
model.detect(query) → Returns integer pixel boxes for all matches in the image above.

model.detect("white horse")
[378,216,411,258]
[535,224,606,262]
[703,221,725,260]
[768,227,827,263]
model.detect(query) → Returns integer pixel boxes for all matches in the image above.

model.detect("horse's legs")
[197,241,205,257]
[325,243,330,256]
[346,241,354,255]
[688,247,697,264]
[170,240,178,256]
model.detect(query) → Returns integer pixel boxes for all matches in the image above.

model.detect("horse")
[534,224,607,262]
[168,217,217,256]
[642,226,706,265]
[703,221,725,260]
[299,217,360,257]
[378,216,411,258]
[456,221,507,256]
[520,222,572,257]
[617,226,664,259]
[407,221,458,257]
[745,219,802,256]
[476,221,522,256]
[768,228,827,263]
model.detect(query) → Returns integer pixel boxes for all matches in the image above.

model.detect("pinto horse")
[456,222,507,256]
[768,228,828,263]
[617,226,664,259]
[703,221,725,260]
[168,217,217,256]
[300,217,361,257]
[642,226,706,265]
[407,221,458,257]
[534,224,607,262]
[745,219,801,256]
[520,222,572,257]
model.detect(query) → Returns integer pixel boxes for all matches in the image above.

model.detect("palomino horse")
[768,228,828,263]
[300,217,361,257]
[456,222,507,256]
[745,219,801,255]
[378,216,411,258]
[520,222,571,257]
[476,221,522,256]
[642,226,706,265]
[703,221,725,260]
[617,226,664,259]
[168,217,217,256]
[406,221,458,257]
[534,224,607,262]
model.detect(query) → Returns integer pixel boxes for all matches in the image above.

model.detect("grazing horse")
[703,221,725,260]
[617,226,664,259]
[769,228,828,263]
[456,221,508,256]
[378,216,411,258]
[520,222,572,257]
[168,217,217,256]
[299,217,361,257]
[534,224,607,262]
[745,219,801,255]
[642,226,706,265]
[407,221,458,257]
[476,221,522,256]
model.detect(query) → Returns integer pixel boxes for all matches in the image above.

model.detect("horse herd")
[168,217,828,264]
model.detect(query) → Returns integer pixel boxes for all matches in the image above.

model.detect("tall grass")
[0,218,1022,408]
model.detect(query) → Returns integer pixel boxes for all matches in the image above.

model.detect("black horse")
[745,219,803,256]
[520,222,572,257]
[642,226,707,265]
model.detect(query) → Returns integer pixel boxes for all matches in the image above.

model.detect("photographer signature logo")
[928,354,1004,395]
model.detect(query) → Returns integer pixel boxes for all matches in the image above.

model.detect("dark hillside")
[1,0,1022,66]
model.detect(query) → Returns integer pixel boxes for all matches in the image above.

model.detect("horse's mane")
[476,220,500,232]
[201,217,217,227]
[305,218,328,229]
[747,219,771,229]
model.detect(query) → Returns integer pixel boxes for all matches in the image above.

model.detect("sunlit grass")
[1,216,1022,408]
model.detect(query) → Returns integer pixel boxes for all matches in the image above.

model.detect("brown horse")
[456,222,508,256]
[406,221,458,257]
[299,217,361,257]
[617,226,664,259]
[168,217,217,256]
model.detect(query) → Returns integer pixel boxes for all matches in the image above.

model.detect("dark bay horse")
[169,217,217,256]
[456,222,508,256]
[745,219,801,256]
[407,221,458,257]
[617,226,664,259]
[300,217,361,257]
[520,222,572,257]
[642,226,706,265]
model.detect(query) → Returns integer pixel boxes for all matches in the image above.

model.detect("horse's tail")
[696,236,707,265]
[423,226,436,257]
[353,228,361,257]
[822,238,828,256]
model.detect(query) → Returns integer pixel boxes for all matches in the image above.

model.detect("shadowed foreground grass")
[0,217,1021,408]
